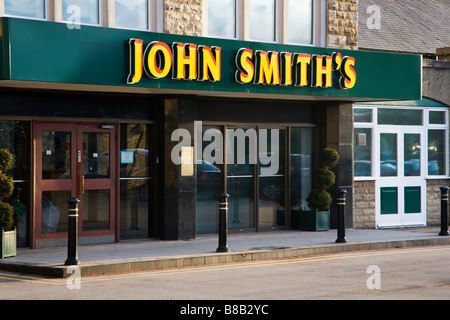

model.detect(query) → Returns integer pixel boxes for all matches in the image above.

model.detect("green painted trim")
[355,97,448,108]
[0,17,422,101]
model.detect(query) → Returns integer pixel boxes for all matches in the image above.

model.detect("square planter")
[1,227,17,259]
[292,209,330,231]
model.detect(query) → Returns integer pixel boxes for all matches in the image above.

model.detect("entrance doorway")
[33,122,117,246]
[376,128,426,227]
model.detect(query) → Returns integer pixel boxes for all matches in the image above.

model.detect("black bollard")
[336,189,348,243]
[217,193,230,252]
[65,198,80,265]
[439,186,449,236]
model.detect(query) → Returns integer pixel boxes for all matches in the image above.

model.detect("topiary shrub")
[307,148,339,211]
[0,149,14,231]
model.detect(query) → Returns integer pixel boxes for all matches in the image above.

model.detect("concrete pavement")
[1,227,450,278]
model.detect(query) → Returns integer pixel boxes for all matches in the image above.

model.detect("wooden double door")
[34,122,117,245]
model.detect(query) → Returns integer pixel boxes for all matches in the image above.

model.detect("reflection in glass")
[197,126,222,234]
[258,129,285,228]
[354,108,373,123]
[0,121,30,247]
[83,132,110,179]
[41,191,70,234]
[288,0,313,44]
[62,0,100,25]
[115,0,148,30]
[404,134,420,176]
[82,190,110,231]
[42,131,71,180]
[429,111,446,125]
[249,0,275,42]
[119,123,150,240]
[354,128,372,176]
[227,128,256,229]
[208,0,236,38]
[4,0,45,19]
[120,180,149,239]
[378,109,423,125]
[290,128,312,212]
[380,133,397,177]
[428,130,445,175]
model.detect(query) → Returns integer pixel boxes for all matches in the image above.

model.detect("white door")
[376,128,426,228]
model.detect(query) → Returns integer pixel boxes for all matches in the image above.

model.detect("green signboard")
[0,17,422,101]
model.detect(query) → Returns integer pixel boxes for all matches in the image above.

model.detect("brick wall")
[327,0,358,49]
[427,179,450,226]
[164,0,204,36]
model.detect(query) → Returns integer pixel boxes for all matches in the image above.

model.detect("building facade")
[353,0,450,229]
[0,0,423,249]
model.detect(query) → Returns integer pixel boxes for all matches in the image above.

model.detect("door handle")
[81,175,85,194]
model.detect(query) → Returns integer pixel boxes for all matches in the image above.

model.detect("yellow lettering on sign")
[255,51,280,85]
[312,55,333,87]
[127,39,144,84]
[144,41,173,79]
[173,43,198,80]
[235,48,254,84]
[198,46,222,82]
[339,56,357,89]
[294,53,311,87]
[280,52,293,86]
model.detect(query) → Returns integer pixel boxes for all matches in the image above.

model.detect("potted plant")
[0,149,16,258]
[300,148,339,231]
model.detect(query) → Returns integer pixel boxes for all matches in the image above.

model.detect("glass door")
[34,122,117,243]
[376,128,426,227]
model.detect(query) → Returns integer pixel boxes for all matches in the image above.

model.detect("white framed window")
[61,0,101,26]
[4,0,47,20]
[249,0,276,42]
[207,0,237,39]
[354,105,449,180]
[206,0,321,45]
[115,0,149,30]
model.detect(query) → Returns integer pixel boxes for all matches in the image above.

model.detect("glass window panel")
[354,108,373,123]
[120,124,149,178]
[41,191,70,234]
[249,0,275,42]
[226,128,256,229]
[208,0,236,38]
[83,132,110,179]
[4,0,46,19]
[290,128,312,212]
[82,189,110,231]
[258,129,285,228]
[0,121,31,247]
[354,128,372,176]
[288,0,313,44]
[378,109,423,125]
[380,133,397,177]
[120,123,150,239]
[429,111,446,125]
[62,0,100,25]
[115,0,148,30]
[428,129,446,175]
[120,180,149,239]
[404,134,420,176]
[42,131,71,180]
[197,126,223,234]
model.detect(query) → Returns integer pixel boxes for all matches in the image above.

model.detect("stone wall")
[164,0,204,36]
[353,180,375,228]
[327,0,358,49]
[427,179,450,226]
